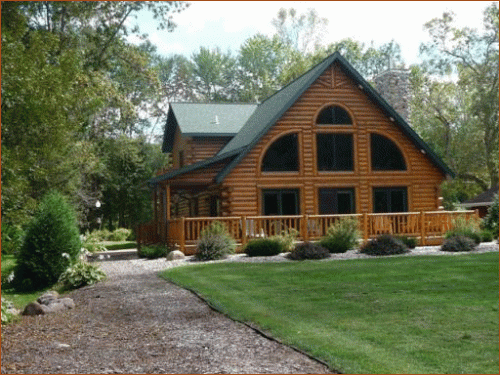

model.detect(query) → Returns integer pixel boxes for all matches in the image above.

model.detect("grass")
[161,252,499,374]
[1,255,49,310]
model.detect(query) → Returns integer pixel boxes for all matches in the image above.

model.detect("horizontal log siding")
[171,133,230,169]
[223,63,446,216]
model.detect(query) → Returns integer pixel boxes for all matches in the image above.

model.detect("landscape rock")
[23,293,75,316]
[22,302,47,316]
[167,250,185,261]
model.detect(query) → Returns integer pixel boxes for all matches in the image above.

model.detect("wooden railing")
[136,210,478,254]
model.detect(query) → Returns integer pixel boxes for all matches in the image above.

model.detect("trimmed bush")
[319,217,360,253]
[244,238,283,257]
[445,215,482,244]
[288,242,330,261]
[480,229,494,243]
[195,222,236,261]
[59,261,106,290]
[138,244,168,259]
[441,235,477,252]
[397,235,418,249]
[15,191,81,291]
[359,234,410,256]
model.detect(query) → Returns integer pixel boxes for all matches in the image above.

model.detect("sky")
[130,1,495,66]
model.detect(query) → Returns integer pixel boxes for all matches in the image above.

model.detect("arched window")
[371,134,406,171]
[317,106,352,125]
[262,133,299,172]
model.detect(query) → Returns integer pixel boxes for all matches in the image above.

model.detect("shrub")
[482,193,499,238]
[441,235,477,252]
[359,235,410,256]
[108,228,132,242]
[445,215,482,244]
[288,242,330,261]
[195,222,236,261]
[480,229,494,243]
[270,228,299,253]
[59,261,106,290]
[1,297,17,325]
[396,235,418,249]
[85,229,111,242]
[319,217,360,253]
[82,242,107,253]
[138,244,169,259]
[244,238,283,257]
[14,191,81,291]
[195,234,232,261]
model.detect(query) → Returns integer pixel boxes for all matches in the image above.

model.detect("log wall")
[222,63,446,216]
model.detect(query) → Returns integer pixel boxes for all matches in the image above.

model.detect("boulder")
[22,302,47,316]
[37,291,59,305]
[23,293,75,316]
[167,250,185,261]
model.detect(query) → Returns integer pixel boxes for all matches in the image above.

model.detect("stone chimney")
[374,70,410,122]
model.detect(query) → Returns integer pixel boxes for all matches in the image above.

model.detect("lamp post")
[96,200,102,230]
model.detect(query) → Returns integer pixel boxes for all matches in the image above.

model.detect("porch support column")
[166,184,171,221]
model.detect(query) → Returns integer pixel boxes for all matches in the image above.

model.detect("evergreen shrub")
[482,193,499,238]
[244,238,283,257]
[288,242,330,260]
[359,234,410,256]
[397,235,418,249]
[1,223,25,255]
[319,217,360,253]
[14,191,81,291]
[441,235,477,252]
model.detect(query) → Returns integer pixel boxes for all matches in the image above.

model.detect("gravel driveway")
[1,256,332,374]
[2,243,497,374]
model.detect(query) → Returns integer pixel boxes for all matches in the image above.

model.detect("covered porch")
[137,210,479,255]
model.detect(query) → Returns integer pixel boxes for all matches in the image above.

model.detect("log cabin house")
[139,52,476,252]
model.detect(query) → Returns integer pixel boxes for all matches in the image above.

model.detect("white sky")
[130,1,495,65]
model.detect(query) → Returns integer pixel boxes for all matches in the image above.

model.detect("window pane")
[373,188,408,213]
[317,106,352,125]
[263,189,299,215]
[319,188,355,214]
[262,134,299,172]
[371,134,406,170]
[317,134,353,171]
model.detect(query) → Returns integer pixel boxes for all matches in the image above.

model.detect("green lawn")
[161,253,499,374]
[1,255,49,310]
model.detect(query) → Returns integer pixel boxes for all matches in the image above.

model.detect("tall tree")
[417,3,499,190]
[271,7,328,53]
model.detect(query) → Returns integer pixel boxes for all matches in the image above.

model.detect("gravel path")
[1,243,497,374]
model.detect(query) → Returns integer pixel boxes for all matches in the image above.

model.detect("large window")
[373,187,408,213]
[263,189,300,216]
[319,188,355,214]
[371,134,406,171]
[262,133,299,172]
[317,134,354,171]
[317,106,352,125]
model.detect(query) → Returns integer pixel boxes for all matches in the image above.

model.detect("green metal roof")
[162,102,257,152]
[154,52,454,186]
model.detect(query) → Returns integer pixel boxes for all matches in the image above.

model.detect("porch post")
[420,211,426,246]
[363,213,369,244]
[166,184,171,221]
[180,216,186,253]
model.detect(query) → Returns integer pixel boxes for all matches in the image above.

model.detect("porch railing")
[137,210,478,254]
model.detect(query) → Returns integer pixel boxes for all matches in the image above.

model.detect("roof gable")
[162,103,257,152]
[215,52,453,182]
